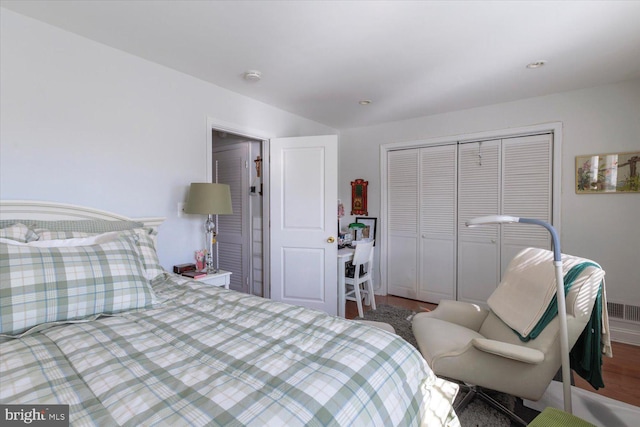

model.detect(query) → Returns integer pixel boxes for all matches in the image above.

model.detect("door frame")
[205,117,272,298]
[379,122,562,296]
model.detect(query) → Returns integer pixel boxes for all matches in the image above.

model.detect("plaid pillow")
[34,227,165,281]
[0,223,39,243]
[4,228,163,280]
[0,235,156,336]
[121,228,165,281]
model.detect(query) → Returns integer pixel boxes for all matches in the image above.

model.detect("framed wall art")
[351,179,368,215]
[576,151,639,193]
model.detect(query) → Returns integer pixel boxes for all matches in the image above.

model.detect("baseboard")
[610,323,640,346]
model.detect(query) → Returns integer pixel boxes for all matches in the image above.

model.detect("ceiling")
[3,0,640,130]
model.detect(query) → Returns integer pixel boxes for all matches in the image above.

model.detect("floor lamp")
[185,183,233,274]
[465,215,572,415]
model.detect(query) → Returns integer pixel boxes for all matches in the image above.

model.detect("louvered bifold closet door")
[457,140,501,305]
[501,134,552,275]
[387,149,419,299]
[418,145,457,303]
[214,145,249,293]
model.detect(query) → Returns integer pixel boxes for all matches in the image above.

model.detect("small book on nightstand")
[182,270,207,280]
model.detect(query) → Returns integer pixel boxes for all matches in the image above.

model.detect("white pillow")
[0,231,120,248]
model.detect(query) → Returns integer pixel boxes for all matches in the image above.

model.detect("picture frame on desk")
[355,217,377,245]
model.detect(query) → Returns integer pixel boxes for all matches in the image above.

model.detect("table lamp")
[185,183,233,274]
[466,215,572,414]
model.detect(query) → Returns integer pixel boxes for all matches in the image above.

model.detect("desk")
[337,247,355,317]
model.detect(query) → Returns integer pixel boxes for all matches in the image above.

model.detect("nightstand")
[194,270,232,289]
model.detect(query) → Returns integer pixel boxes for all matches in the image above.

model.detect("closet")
[386,133,553,305]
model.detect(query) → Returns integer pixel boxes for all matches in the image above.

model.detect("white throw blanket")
[488,248,609,357]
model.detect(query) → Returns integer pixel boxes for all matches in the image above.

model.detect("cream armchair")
[412,248,606,424]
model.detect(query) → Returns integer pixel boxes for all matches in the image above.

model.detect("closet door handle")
[327,236,336,243]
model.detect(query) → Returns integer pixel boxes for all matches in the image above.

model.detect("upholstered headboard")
[0,200,165,228]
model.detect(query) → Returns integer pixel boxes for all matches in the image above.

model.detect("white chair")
[345,240,376,318]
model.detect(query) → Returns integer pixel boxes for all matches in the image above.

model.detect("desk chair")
[345,240,376,318]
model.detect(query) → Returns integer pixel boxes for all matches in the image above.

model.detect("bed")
[0,200,459,426]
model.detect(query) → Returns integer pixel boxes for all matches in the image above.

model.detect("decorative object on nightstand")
[184,183,233,274]
[195,249,206,270]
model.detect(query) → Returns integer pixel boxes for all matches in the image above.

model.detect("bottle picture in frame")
[355,217,377,245]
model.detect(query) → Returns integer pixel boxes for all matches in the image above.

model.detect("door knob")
[327,236,336,243]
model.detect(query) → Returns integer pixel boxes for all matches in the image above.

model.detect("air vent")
[607,301,640,324]
[626,305,640,323]
[608,302,624,319]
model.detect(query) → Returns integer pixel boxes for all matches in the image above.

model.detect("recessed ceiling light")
[526,60,547,69]
[243,70,262,81]
[359,100,372,105]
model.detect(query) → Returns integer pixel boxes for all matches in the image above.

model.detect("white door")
[214,145,250,293]
[419,144,457,303]
[457,140,501,305]
[270,135,338,314]
[500,134,553,275]
[387,149,419,299]
[457,135,552,305]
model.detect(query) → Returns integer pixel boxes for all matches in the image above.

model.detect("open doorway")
[212,129,265,296]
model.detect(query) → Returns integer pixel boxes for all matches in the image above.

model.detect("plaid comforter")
[1,275,458,426]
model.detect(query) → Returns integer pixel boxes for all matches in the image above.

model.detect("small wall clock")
[351,179,368,215]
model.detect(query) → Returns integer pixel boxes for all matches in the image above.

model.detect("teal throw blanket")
[514,262,605,389]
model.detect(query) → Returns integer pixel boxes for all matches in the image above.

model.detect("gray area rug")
[356,304,539,426]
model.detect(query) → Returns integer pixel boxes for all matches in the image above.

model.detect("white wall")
[0,9,335,268]
[339,79,640,310]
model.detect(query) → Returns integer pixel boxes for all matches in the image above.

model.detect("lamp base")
[204,215,218,275]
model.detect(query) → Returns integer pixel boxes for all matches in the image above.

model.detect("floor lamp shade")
[184,183,233,215]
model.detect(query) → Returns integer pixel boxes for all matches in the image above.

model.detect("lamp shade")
[465,215,520,227]
[184,183,233,215]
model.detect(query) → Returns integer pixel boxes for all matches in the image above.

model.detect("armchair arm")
[414,300,490,331]
[471,338,544,364]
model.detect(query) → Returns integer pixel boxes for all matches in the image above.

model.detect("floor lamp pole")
[520,218,572,414]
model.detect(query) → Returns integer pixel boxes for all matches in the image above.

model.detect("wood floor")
[345,295,640,408]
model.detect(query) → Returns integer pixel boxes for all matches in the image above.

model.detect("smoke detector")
[526,60,547,69]
[243,70,262,81]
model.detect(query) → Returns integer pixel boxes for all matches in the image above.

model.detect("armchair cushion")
[471,338,544,364]
[414,300,489,331]
[413,317,484,363]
